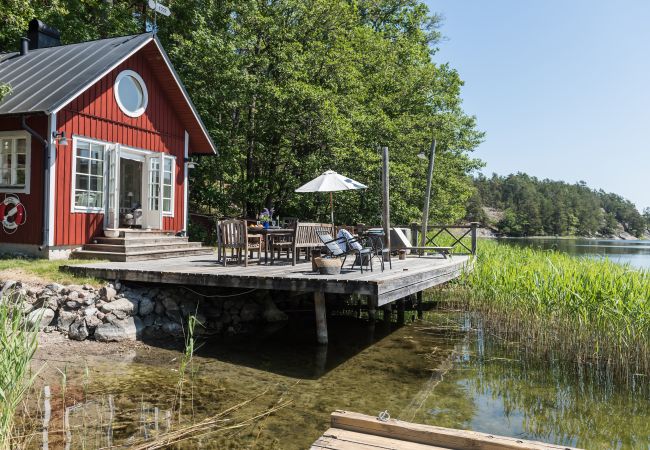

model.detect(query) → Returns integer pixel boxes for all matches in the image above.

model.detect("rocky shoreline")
[1,279,288,342]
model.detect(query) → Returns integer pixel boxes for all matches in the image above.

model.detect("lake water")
[500,237,650,269]
[19,310,650,449]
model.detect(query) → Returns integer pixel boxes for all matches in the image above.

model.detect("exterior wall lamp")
[184,157,198,169]
[52,131,68,146]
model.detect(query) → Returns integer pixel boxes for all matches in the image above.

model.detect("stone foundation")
[1,279,289,342]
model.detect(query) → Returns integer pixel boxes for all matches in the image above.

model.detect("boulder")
[57,310,78,332]
[262,298,288,322]
[95,316,143,342]
[65,300,80,310]
[99,286,117,301]
[68,318,89,341]
[67,291,80,301]
[161,320,183,336]
[46,297,59,310]
[138,297,155,316]
[44,283,64,294]
[26,308,56,330]
[162,297,179,311]
[240,302,259,322]
[100,297,138,315]
[86,315,102,330]
[84,307,98,317]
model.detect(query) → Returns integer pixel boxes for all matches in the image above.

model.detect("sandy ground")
[0,268,53,287]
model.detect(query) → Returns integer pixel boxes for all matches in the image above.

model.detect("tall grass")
[0,292,39,450]
[452,240,650,379]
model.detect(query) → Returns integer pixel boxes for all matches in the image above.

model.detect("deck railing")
[408,222,479,255]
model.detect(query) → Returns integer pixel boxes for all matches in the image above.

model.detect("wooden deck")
[67,254,470,306]
[312,411,581,450]
[66,254,471,344]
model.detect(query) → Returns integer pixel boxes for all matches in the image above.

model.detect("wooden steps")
[71,230,214,262]
[311,411,581,450]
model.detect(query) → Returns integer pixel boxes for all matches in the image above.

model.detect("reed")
[450,240,650,379]
[0,291,39,450]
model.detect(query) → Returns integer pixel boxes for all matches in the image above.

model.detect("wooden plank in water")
[326,411,580,450]
[312,427,449,449]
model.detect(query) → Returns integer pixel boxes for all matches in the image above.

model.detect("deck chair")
[217,219,262,267]
[316,229,375,273]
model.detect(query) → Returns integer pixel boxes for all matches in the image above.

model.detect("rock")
[96,311,106,321]
[100,297,138,315]
[154,302,165,315]
[45,283,64,294]
[46,297,59,310]
[26,308,55,330]
[142,314,155,327]
[1,280,19,293]
[165,309,182,322]
[112,309,129,320]
[82,284,93,291]
[69,318,89,341]
[65,301,80,310]
[67,291,80,301]
[84,307,98,317]
[21,301,35,314]
[240,303,259,322]
[43,326,56,333]
[86,315,102,330]
[162,297,179,311]
[95,316,143,342]
[99,286,117,301]
[179,299,200,316]
[139,297,155,316]
[161,320,183,336]
[262,299,288,322]
[57,310,78,332]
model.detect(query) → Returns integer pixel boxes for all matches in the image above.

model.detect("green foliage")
[459,240,650,377]
[0,84,10,101]
[0,0,482,225]
[472,173,647,237]
[0,291,39,450]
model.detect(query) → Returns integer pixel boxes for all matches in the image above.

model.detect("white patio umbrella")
[295,170,367,226]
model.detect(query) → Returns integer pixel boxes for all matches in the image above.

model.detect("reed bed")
[0,291,39,450]
[450,240,650,379]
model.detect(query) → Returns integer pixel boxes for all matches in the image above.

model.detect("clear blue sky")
[427,0,650,210]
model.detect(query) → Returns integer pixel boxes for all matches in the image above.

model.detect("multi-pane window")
[148,157,160,211]
[162,157,174,214]
[0,135,29,192]
[74,140,105,209]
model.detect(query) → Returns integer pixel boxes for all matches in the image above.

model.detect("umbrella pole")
[330,191,334,227]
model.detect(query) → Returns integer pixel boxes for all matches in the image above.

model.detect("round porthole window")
[114,70,148,117]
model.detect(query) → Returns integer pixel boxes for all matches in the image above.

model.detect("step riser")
[120,231,177,239]
[71,248,214,262]
[83,243,203,253]
[93,237,190,245]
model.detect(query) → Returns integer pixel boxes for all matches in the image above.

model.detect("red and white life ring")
[0,195,27,234]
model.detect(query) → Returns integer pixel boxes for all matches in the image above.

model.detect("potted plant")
[259,208,274,229]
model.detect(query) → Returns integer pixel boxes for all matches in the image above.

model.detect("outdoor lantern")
[184,157,198,169]
[52,131,68,146]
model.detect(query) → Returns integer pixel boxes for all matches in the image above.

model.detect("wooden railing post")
[410,222,419,255]
[470,222,478,255]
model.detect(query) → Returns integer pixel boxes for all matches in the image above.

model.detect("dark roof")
[0,33,216,154]
[0,33,152,115]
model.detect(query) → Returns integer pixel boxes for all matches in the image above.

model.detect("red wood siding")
[0,116,45,246]
[55,51,186,246]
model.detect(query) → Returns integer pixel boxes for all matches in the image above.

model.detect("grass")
[0,256,103,286]
[0,291,39,450]
[445,240,650,379]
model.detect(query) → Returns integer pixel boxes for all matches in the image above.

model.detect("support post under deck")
[314,291,328,345]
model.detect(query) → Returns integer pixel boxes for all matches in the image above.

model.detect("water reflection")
[19,311,650,449]
[501,237,650,269]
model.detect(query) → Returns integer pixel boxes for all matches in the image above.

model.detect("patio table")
[248,227,295,264]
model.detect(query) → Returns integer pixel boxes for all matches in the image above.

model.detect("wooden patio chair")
[217,219,262,267]
[292,222,334,265]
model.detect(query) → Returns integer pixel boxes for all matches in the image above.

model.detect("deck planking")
[66,254,470,305]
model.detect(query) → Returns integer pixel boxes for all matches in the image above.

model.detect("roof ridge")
[0,32,152,57]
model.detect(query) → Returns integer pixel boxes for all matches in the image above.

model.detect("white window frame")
[162,155,175,216]
[114,70,149,118]
[71,135,108,213]
[0,131,31,194]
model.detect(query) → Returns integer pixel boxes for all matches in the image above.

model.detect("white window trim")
[162,155,175,217]
[71,135,108,213]
[0,130,31,194]
[114,70,148,118]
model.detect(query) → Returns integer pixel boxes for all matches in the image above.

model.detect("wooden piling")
[314,291,328,345]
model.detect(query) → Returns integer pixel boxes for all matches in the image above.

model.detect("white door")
[104,144,121,230]
[143,153,163,229]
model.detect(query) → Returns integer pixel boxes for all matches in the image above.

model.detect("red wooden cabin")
[0,20,216,259]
